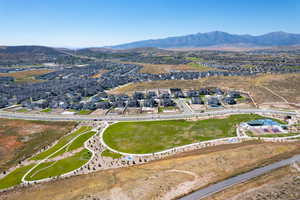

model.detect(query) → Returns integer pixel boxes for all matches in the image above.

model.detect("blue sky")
[0,0,299,47]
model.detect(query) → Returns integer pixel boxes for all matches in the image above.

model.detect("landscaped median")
[102,114,275,154]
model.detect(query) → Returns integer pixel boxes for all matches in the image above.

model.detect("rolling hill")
[110,31,300,49]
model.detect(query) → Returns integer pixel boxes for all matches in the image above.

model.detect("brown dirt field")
[0,119,76,171]
[0,69,53,83]
[108,74,300,105]
[207,163,300,200]
[1,141,299,200]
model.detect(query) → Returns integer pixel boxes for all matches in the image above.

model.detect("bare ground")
[1,141,300,200]
[0,119,76,171]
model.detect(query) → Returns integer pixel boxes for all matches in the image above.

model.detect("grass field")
[0,164,34,190]
[158,106,177,113]
[103,114,274,154]
[26,149,92,181]
[16,108,29,112]
[101,149,123,159]
[40,108,52,113]
[31,126,92,160]
[77,110,93,115]
[49,131,96,158]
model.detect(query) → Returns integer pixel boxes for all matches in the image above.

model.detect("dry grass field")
[1,141,299,200]
[207,163,300,200]
[0,69,53,83]
[108,73,300,105]
[0,119,76,171]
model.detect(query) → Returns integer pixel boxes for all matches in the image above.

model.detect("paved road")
[180,154,300,200]
[0,108,297,122]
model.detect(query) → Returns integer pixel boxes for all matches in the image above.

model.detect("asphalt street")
[0,108,297,122]
[180,154,300,200]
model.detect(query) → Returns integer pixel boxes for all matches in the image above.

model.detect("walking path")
[260,86,289,104]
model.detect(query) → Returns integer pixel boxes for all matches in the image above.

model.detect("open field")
[0,69,53,83]
[1,141,299,200]
[31,126,92,160]
[108,73,300,105]
[0,119,76,172]
[207,162,300,200]
[103,114,279,154]
[25,149,91,181]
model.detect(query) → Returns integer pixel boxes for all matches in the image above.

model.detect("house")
[191,97,203,104]
[187,90,200,98]
[214,88,224,95]
[133,92,144,100]
[159,93,170,99]
[146,91,157,99]
[208,97,221,107]
[228,91,241,98]
[97,102,111,109]
[143,99,158,107]
[222,97,236,105]
[199,88,209,95]
[113,100,126,108]
[127,99,140,108]
[161,98,176,107]
[170,88,184,98]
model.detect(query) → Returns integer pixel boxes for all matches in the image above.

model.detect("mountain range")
[109,31,300,49]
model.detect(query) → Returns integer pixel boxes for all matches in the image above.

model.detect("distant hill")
[110,31,300,49]
[0,46,92,67]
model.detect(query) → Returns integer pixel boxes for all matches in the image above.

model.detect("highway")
[180,154,300,200]
[0,108,296,122]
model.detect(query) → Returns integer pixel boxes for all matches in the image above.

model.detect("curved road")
[0,108,297,122]
[180,154,300,200]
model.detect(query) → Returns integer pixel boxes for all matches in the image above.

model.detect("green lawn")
[16,108,29,112]
[49,131,96,158]
[41,108,52,113]
[158,106,177,113]
[0,164,34,189]
[103,114,276,154]
[26,149,92,181]
[77,110,93,115]
[31,126,92,160]
[101,149,123,159]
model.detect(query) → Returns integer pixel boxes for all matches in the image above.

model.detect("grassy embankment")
[49,131,96,158]
[25,149,92,181]
[31,126,92,160]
